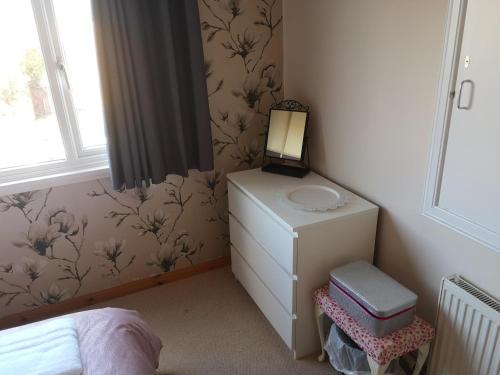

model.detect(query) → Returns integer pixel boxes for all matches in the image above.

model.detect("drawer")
[228,182,296,274]
[230,215,296,314]
[231,246,295,349]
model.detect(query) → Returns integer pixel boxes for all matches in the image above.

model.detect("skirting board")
[0,256,230,330]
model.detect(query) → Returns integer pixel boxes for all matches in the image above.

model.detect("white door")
[438,0,500,236]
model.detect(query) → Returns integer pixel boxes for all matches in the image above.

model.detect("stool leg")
[314,304,327,362]
[412,343,430,375]
[367,357,390,375]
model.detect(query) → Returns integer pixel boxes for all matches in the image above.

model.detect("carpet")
[92,266,335,375]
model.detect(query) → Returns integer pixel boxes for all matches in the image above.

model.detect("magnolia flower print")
[40,284,65,304]
[200,0,246,43]
[175,232,197,255]
[231,139,261,166]
[232,73,268,109]
[130,187,153,203]
[260,63,282,100]
[218,0,246,17]
[0,263,13,273]
[202,0,282,172]
[148,248,177,273]
[228,112,253,133]
[0,192,37,212]
[0,189,51,224]
[47,208,78,235]
[148,232,204,272]
[89,181,155,228]
[199,170,224,197]
[222,29,258,61]
[198,170,228,223]
[132,209,168,237]
[94,238,136,278]
[18,257,48,281]
[13,222,61,256]
[0,187,93,307]
[94,238,125,262]
[212,109,259,159]
[91,177,200,276]
[205,60,224,97]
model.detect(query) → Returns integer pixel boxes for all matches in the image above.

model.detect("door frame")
[423,0,500,253]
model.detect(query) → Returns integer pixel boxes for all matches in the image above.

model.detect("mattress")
[0,317,82,375]
[0,308,162,375]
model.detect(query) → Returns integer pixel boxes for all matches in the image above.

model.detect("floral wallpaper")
[0,0,283,319]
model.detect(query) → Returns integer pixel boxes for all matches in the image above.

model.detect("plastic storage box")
[329,261,417,337]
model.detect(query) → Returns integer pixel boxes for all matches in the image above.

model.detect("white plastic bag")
[324,324,405,375]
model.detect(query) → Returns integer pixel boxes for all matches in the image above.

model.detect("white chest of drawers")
[227,168,378,359]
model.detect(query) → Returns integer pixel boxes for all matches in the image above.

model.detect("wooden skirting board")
[0,256,230,330]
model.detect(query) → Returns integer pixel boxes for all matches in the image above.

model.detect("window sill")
[0,163,110,196]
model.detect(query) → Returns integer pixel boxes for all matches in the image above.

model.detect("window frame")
[0,0,109,195]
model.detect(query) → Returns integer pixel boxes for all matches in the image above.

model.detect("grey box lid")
[330,261,417,317]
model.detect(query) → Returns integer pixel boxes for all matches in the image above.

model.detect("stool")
[313,286,434,375]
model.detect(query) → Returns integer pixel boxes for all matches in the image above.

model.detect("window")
[0,0,108,193]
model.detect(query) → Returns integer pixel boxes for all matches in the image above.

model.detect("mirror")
[262,99,310,178]
[265,109,308,161]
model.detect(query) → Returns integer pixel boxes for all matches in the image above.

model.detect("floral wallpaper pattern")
[0,0,282,319]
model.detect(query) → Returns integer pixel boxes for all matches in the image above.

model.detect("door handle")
[457,79,474,110]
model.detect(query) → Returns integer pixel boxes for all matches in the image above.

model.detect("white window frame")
[0,0,109,196]
[423,0,500,253]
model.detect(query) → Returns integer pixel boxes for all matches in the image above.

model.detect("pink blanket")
[72,308,162,375]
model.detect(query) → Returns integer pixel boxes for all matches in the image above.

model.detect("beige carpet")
[92,266,335,375]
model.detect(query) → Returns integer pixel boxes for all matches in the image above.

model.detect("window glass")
[0,0,65,170]
[53,0,107,150]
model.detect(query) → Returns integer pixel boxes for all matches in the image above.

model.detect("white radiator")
[429,275,500,375]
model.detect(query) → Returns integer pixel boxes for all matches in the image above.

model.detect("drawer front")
[230,215,295,314]
[231,246,295,349]
[228,182,296,274]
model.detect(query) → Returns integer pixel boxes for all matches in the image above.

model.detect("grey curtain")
[92,0,213,189]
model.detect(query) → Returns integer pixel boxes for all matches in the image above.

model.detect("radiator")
[429,275,500,375]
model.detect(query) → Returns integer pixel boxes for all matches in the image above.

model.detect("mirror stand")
[261,99,311,178]
[262,137,310,178]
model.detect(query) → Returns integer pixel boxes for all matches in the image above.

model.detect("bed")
[0,308,163,375]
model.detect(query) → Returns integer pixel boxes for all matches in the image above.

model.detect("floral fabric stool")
[313,286,434,375]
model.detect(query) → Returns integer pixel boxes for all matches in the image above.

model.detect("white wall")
[283,0,500,321]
